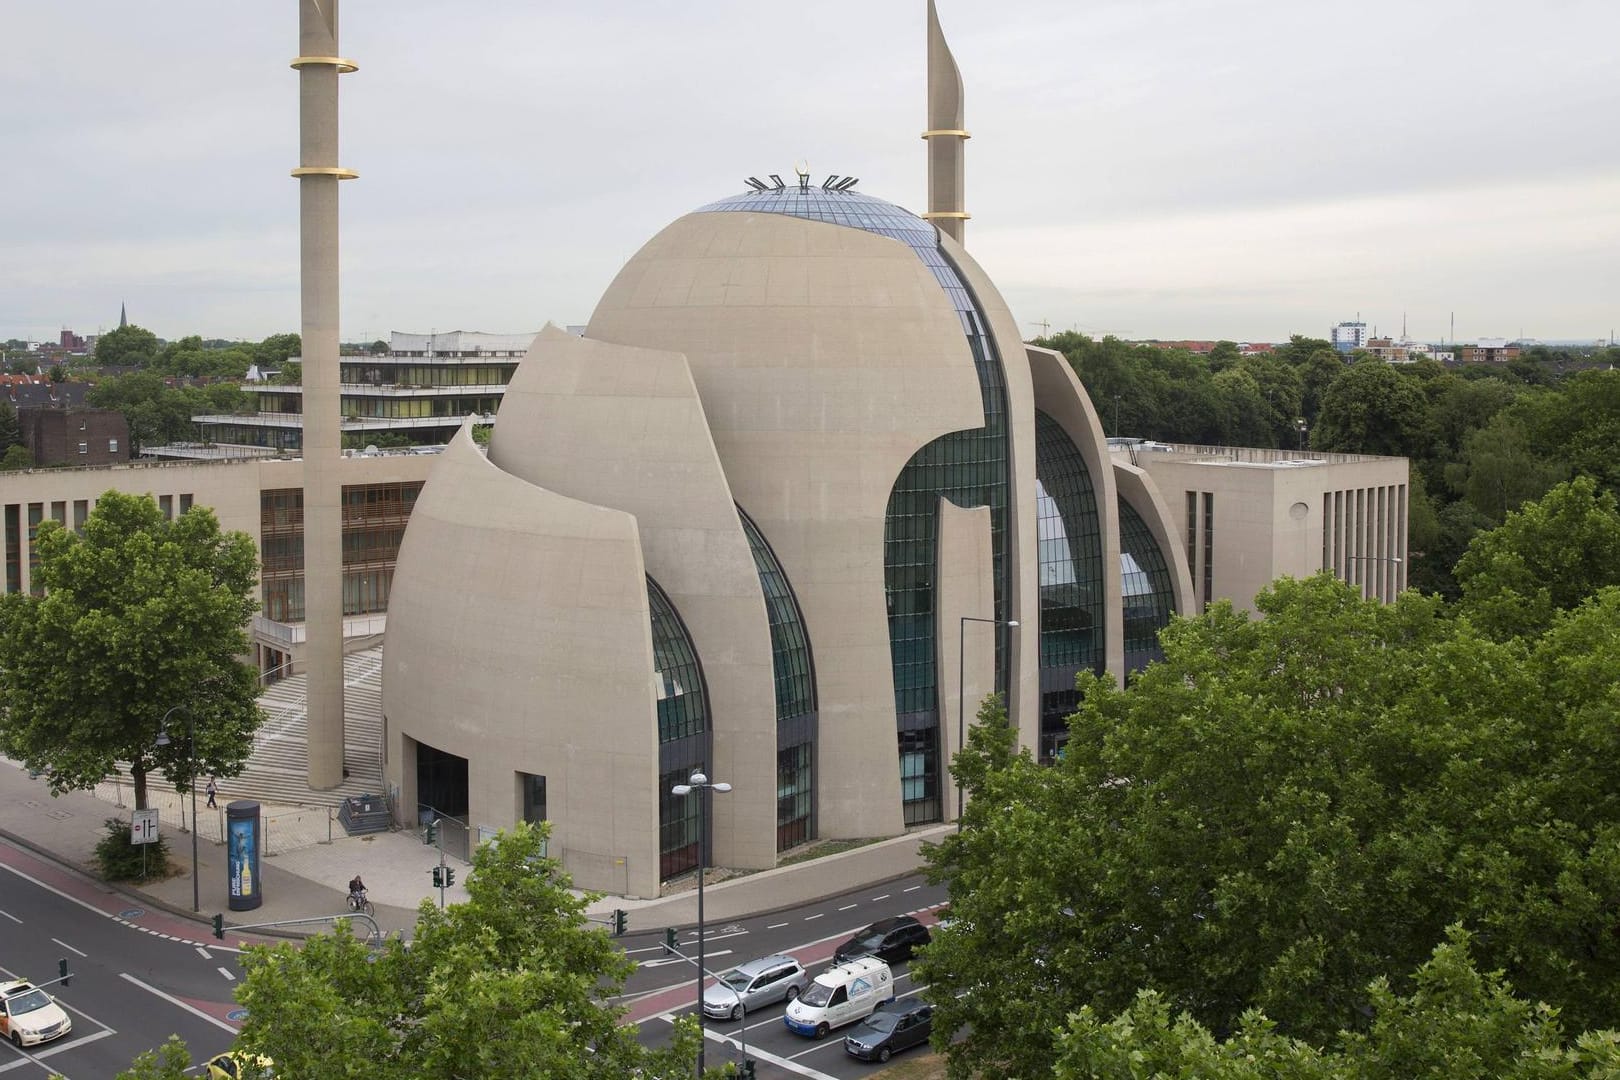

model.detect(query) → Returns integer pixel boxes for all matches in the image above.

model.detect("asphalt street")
[0,840,244,1077]
[617,871,950,1080]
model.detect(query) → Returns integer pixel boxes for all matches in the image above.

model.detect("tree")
[116,1036,193,1079]
[1455,477,1620,640]
[1313,360,1430,458]
[0,491,262,810]
[1054,929,1620,1080]
[0,400,20,453]
[231,820,705,1079]
[255,332,301,368]
[918,575,1620,1078]
[0,445,31,471]
[94,324,161,367]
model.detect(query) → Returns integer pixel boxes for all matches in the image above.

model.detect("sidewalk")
[0,758,942,939]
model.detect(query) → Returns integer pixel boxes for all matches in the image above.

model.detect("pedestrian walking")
[205,776,218,809]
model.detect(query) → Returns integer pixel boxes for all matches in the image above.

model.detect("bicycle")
[346,889,374,917]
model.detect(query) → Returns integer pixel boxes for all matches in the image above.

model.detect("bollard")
[264,816,272,857]
[323,806,333,845]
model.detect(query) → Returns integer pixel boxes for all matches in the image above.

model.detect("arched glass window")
[649,578,709,880]
[1118,498,1176,673]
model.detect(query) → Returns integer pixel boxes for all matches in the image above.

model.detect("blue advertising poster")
[228,819,255,906]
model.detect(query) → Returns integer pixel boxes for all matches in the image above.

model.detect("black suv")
[832,915,931,965]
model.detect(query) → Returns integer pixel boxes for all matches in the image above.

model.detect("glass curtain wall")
[648,578,710,880]
[1118,498,1177,672]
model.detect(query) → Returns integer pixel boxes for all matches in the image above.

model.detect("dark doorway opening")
[416,740,468,820]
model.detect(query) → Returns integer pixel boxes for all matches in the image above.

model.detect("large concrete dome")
[383,182,1193,897]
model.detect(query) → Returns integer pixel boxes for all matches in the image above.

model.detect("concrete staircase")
[118,647,388,811]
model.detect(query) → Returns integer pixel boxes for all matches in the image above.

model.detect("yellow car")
[205,1051,276,1078]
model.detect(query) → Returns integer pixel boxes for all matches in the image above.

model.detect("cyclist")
[347,874,367,910]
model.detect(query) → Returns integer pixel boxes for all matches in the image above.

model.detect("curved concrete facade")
[382,187,1190,893]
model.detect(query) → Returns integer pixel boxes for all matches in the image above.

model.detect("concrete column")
[295,0,356,788]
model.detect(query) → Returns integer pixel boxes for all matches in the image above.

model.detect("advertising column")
[225,800,264,911]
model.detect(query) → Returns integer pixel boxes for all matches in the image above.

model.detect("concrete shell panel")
[489,326,776,870]
[932,228,1042,749]
[586,210,984,839]
[1026,345,1126,688]
[1112,460,1197,618]
[935,500,994,825]
[382,424,662,897]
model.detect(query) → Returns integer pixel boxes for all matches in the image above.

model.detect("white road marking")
[0,854,243,953]
[803,913,823,921]
[869,894,890,902]
[196,947,213,960]
[837,904,857,912]
[766,922,789,929]
[50,937,87,958]
[0,1028,117,1075]
[0,909,21,923]
[119,972,238,1034]
[217,966,237,982]
[639,949,732,970]
[704,1025,840,1078]
[903,885,921,893]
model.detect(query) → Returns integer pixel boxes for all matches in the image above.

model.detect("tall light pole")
[671,769,731,1076]
[1296,417,1308,453]
[154,705,199,913]
[958,616,1017,832]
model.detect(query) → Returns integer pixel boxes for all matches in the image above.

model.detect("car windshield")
[720,971,752,991]
[5,990,50,1015]
[862,1012,899,1033]
[799,982,833,1007]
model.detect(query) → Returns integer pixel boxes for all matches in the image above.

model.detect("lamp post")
[154,705,199,913]
[671,769,731,1076]
[1296,417,1308,453]
[957,616,1018,832]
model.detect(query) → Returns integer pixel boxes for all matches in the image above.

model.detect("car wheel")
[731,1002,745,1021]
[879,1047,892,1063]
[785,985,800,1002]
[815,1022,829,1040]
[9,1032,21,1048]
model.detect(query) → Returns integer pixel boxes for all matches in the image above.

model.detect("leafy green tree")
[1055,929,1620,1080]
[255,332,301,368]
[919,575,1620,1078]
[1454,477,1620,640]
[232,820,705,1079]
[1208,340,1241,369]
[94,323,161,367]
[0,492,262,810]
[0,400,19,453]
[116,1035,193,1079]
[1522,369,1620,495]
[1446,412,1566,522]
[0,444,31,471]
[1313,360,1430,457]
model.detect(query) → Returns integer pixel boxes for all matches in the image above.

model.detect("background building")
[1332,320,1369,353]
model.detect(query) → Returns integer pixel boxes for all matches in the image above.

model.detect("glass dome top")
[696,187,937,252]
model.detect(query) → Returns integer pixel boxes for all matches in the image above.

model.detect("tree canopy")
[918,574,1620,1079]
[223,820,704,1079]
[0,491,263,810]
[94,323,161,366]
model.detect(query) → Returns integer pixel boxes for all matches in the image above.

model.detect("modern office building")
[1331,320,1369,353]
[191,330,534,453]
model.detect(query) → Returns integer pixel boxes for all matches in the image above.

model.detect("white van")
[783,956,895,1038]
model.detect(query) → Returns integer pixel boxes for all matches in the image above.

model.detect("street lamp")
[957,616,1018,832]
[154,705,200,913]
[1295,418,1308,453]
[671,769,731,1076]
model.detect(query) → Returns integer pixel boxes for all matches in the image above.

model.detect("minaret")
[292,0,357,789]
[119,302,127,329]
[922,0,970,245]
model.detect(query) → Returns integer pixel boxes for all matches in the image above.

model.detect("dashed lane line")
[0,909,20,924]
[196,947,212,960]
[0,858,244,953]
[803,913,823,921]
[903,885,921,893]
[837,904,857,911]
[217,966,237,982]
[870,894,890,902]
[766,922,789,929]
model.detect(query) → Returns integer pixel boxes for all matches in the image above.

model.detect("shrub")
[94,816,172,881]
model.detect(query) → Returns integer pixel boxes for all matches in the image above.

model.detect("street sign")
[131,808,160,845]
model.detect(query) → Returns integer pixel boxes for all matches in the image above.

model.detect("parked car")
[0,980,71,1047]
[784,956,894,1039]
[844,999,934,1063]
[204,1051,276,1078]
[832,914,931,965]
[702,953,811,1020]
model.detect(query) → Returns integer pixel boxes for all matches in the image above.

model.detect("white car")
[0,980,72,1047]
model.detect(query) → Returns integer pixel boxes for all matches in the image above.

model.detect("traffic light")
[431,865,444,888]
[612,908,628,936]
[424,818,439,845]
[663,927,678,954]
[212,913,225,940]
[58,958,70,988]
[739,1060,756,1080]
[443,866,455,888]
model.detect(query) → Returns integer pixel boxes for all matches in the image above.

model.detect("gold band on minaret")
[291,56,358,72]
[291,167,360,179]
[921,211,971,220]
[921,130,971,139]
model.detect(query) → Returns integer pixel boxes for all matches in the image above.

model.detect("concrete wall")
[382,425,663,897]
[489,326,777,870]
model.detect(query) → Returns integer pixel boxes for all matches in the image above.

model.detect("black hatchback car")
[832,915,931,965]
[844,1000,933,1062]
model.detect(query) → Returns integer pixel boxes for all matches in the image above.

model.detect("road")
[2,834,949,1079]
[616,872,950,1080]
[0,839,244,1077]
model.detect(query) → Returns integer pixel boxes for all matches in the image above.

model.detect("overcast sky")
[5,0,1617,346]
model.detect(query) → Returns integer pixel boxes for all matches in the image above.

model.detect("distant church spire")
[119,302,127,329]
[922,0,970,246]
